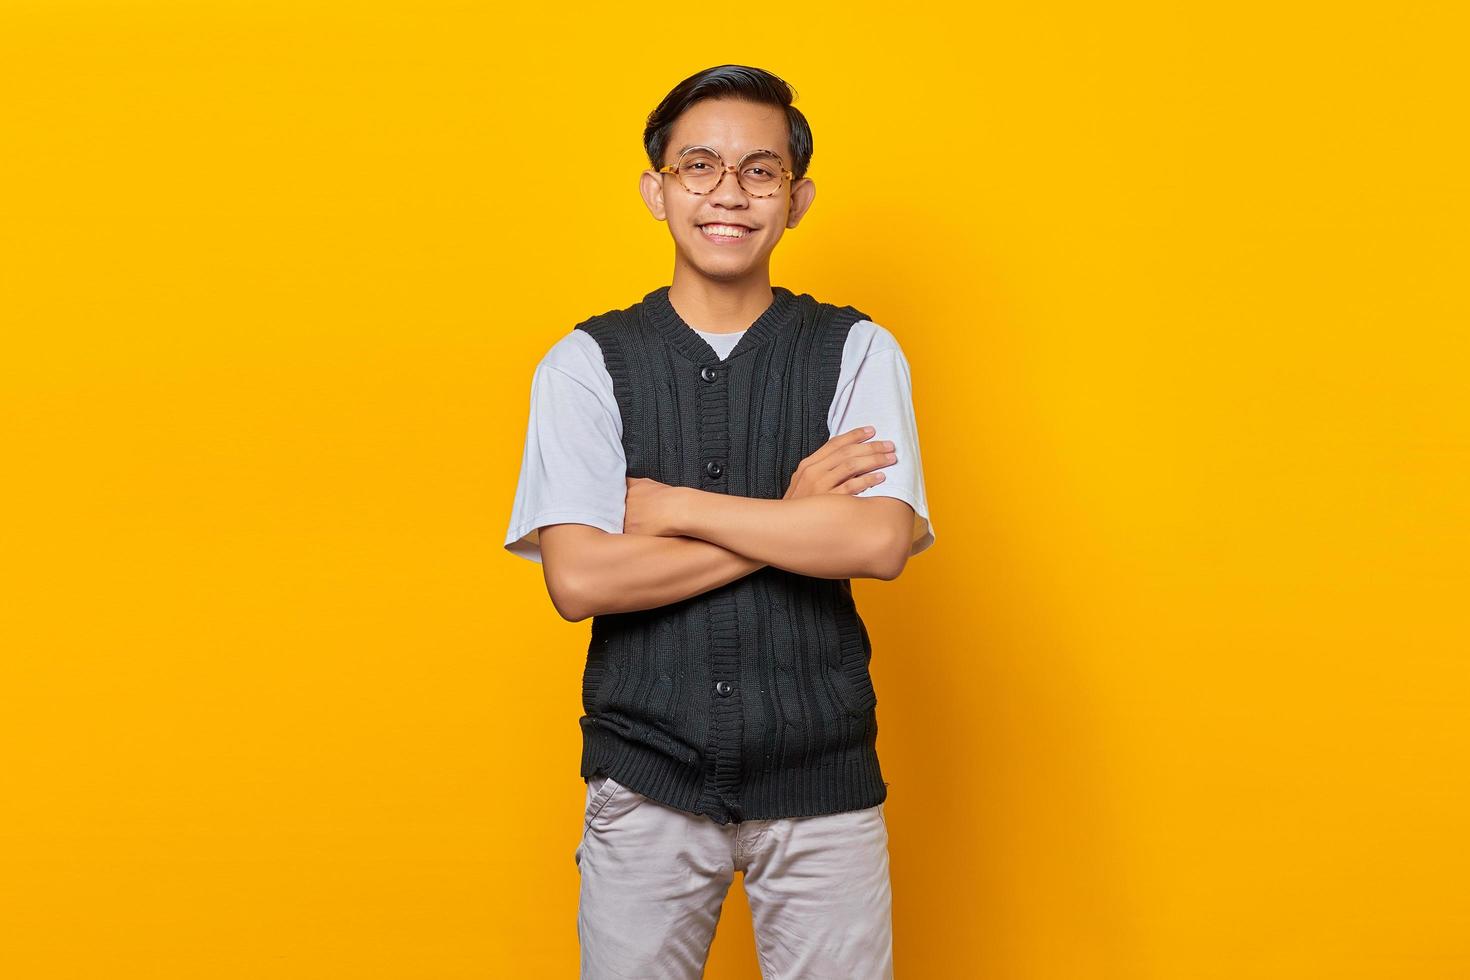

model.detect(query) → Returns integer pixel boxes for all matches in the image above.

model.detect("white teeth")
[701,224,749,238]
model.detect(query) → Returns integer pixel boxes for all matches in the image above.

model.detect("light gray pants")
[574,774,894,979]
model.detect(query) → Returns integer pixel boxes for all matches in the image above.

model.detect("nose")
[709,164,752,209]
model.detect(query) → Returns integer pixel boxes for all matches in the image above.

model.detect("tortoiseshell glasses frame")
[656,145,796,198]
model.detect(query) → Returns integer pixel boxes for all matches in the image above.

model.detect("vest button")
[704,460,724,479]
[700,365,718,383]
[714,680,734,697]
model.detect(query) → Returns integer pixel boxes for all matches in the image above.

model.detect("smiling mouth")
[698,223,754,242]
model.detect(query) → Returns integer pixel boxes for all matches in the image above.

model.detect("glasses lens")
[736,152,785,196]
[676,148,723,193]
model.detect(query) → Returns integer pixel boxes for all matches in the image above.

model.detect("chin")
[676,247,748,277]
[692,259,756,282]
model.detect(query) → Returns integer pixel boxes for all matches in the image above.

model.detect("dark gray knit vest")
[573,284,888,825]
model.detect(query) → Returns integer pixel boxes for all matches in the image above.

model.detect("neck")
[667,261,774,334]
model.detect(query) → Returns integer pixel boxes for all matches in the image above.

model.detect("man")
[504,64,935,979]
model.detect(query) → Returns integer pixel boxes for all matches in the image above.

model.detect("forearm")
[670,489,891,579]
[571,531,767,618]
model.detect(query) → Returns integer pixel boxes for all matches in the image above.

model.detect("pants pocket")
[584,774,623,833]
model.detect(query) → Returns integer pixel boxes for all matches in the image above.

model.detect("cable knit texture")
[573,284,888,825]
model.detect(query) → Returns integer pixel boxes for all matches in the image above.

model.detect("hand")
[623,475,685,537]
[783,426,898,500]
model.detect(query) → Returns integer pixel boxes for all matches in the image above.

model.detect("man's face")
[639,97,816,282]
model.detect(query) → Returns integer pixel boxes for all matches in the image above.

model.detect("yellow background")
[2,1,1466,976]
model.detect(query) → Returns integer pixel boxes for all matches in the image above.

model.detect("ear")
[639,169,668,221]
[785,177,816,229]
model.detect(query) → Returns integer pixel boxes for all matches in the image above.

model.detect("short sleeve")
[503,361,627,564]
[828,335,935,557]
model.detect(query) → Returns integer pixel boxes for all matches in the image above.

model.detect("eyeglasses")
[656,145,795,198]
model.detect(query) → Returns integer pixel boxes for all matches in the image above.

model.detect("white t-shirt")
[505,319,935,564]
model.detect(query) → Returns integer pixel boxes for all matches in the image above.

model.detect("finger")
[812,450,891,495]
[821,443,897,484]
[804,426,879,470]
[844,440,896,468]
[834,471,887,494]
[810,435,888,478]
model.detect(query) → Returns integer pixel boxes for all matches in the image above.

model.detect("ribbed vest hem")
[581,716,889,825]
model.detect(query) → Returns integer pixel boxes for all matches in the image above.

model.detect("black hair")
[644,65,814,181]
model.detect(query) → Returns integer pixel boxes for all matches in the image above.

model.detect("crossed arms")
[539,485,915,622]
